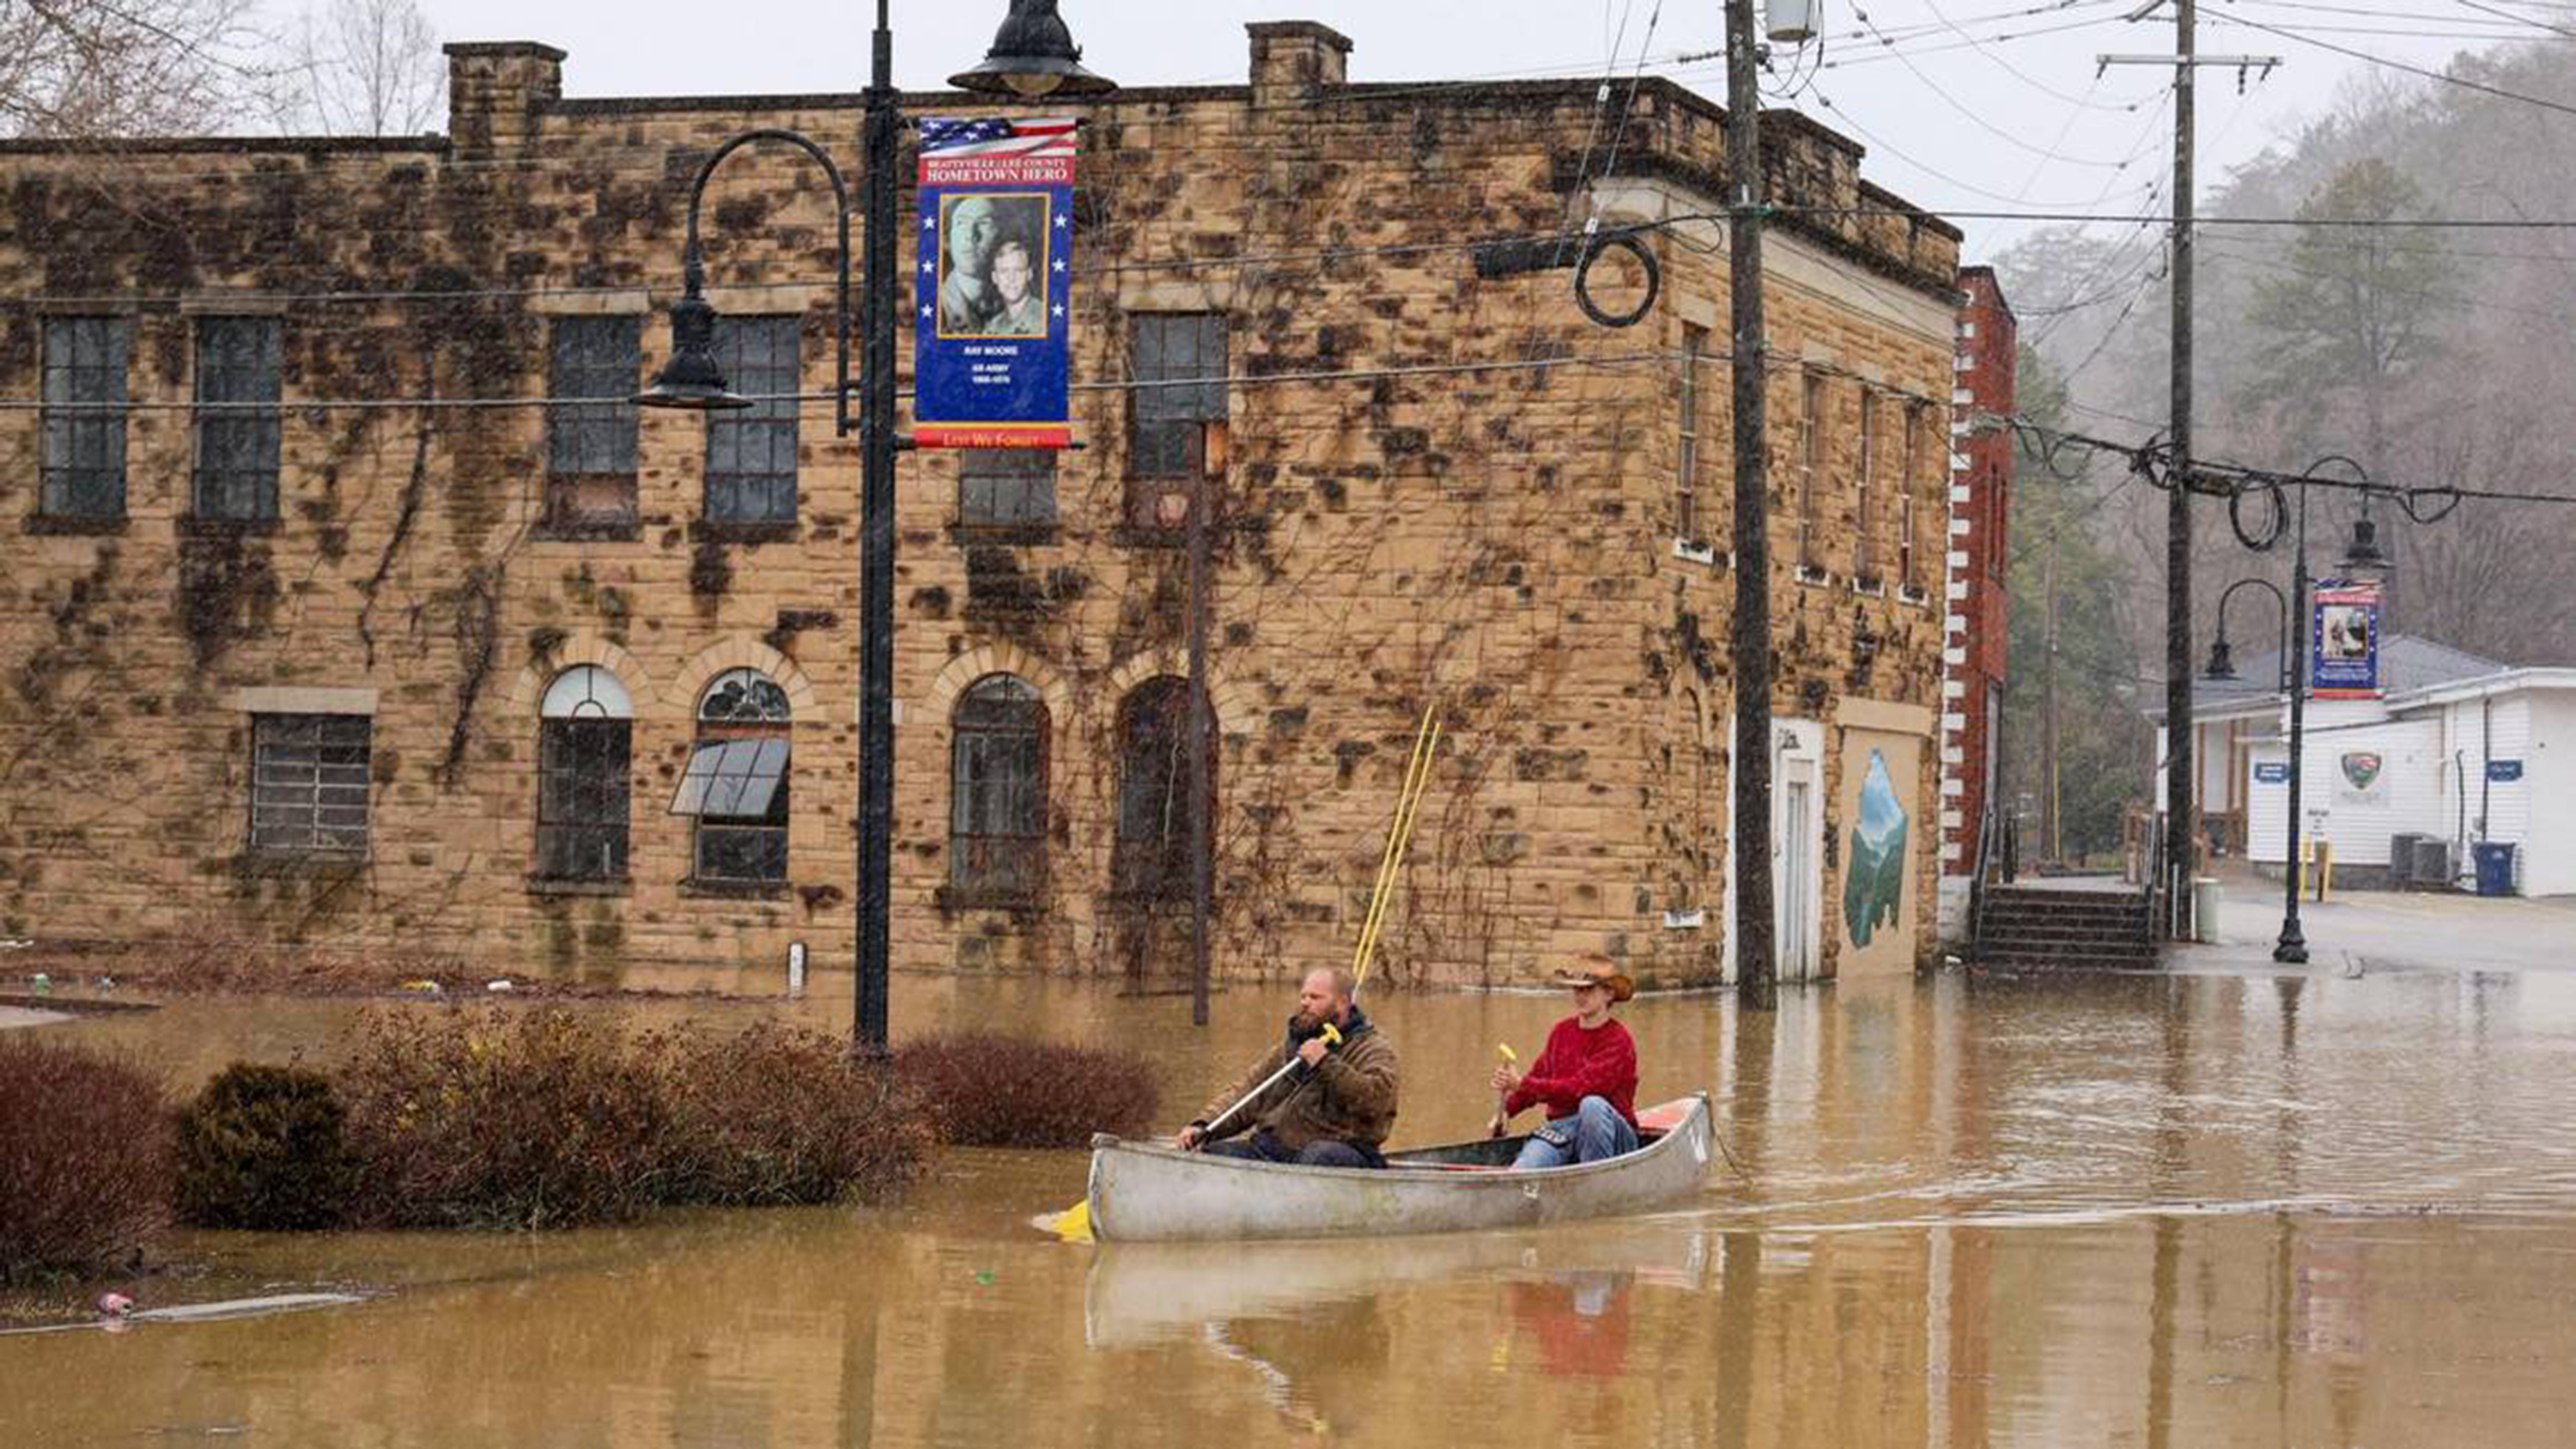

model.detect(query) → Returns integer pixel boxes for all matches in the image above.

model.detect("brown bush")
[659,1023,935,1206]
[334,1008,669,1229]
[332,1009,938,1228]
[895,1032,1160,1148]
[0,1037,170,1283]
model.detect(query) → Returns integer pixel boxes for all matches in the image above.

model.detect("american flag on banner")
[918,116,1078,160]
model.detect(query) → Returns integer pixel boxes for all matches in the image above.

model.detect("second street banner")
[914,116,1076,449]
[2311,578,2384,699]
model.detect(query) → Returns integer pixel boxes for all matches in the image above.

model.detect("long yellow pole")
[1354,709,1440,993]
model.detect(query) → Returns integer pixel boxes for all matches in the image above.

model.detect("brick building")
[1937,267,2015,935]
[0,23,1960,988]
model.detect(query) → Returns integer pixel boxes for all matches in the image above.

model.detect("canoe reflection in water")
[1088,1227,1701,1433]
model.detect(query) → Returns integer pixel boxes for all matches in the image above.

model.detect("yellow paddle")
[1488,1043,1517,1137]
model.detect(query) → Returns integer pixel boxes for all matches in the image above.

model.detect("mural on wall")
[1843,749,1911,949]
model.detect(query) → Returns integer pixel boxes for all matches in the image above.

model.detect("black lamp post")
[2215,454,2381,967]
[638,0,1113,1056]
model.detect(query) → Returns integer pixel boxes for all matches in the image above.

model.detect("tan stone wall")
[0,36,1958,987]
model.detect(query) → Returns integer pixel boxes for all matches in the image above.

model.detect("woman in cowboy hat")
[1490,954,1641,1168]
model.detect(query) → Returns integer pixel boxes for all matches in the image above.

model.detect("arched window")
[536,666,632,881]
[950,675,1048,900]
[1113,676,1214,899]
[672,667,792,884]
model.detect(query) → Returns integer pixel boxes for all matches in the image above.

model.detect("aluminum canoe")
[1083,1094,1714,1243]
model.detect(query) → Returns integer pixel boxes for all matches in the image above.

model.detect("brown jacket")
[1195,1007,1400,1154]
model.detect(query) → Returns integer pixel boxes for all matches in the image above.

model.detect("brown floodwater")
[14,967,2576,1447]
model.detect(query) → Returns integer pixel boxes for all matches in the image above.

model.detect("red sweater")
[1505,1017,1638,1128]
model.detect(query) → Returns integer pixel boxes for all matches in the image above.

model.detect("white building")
[2155,636,2576,896]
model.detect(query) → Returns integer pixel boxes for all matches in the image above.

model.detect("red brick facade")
[1941,267,2014,880]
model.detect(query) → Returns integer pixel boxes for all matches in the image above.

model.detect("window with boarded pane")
[1798,372,1826,574]
[536,666,632,881]
[1855,389,1881,583]
[671,668,791,884]
[1900,401,1929,593]
[193,317,282,521]
[547,315,640,531]
[950,675,1048,900]
[706,316,800,524]
[1112,676,1213,900]
[250,714,370,855]
[958,449,1057,533]
[1129,311,1226,479]
[1677,325,1704,545]
[40,317,130,521]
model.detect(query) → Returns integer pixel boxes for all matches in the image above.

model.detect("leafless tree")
[274,0,442,137]
[0,0,270,137]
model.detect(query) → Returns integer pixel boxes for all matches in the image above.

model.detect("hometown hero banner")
[2312,577,2384,699]
[914,116,1076,450]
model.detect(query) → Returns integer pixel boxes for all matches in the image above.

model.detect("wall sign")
[2254,762,2291,784]
[2333,750,2388,807]
[2487,759,2524,782]
[2311,578,2384,699]
[913,116,1077,449]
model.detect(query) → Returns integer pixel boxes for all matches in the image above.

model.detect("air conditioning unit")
[2390,833,2426,886]
[2411,837,2452,892]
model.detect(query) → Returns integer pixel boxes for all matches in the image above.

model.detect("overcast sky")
[411,1,2566,260]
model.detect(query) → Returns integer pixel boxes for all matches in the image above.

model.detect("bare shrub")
[334,1008,668,1230]
[659,1023,935,1206]
[895,1032,1160,1148]
[0,1037,169,1283]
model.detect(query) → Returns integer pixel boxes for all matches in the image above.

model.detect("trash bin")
[2473,842,2518,898]
[2192,877,2222,943]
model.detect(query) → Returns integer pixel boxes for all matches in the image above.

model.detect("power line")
[2216,9,2576,115]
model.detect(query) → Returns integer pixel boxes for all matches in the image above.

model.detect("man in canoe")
[1177,966,1400,1168]
[1490,956,1640,1167]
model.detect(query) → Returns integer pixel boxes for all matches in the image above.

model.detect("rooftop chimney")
[444,41,565,161]
[1247,21,1352,109]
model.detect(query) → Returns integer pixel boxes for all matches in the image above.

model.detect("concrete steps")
[1974,886,2154,970]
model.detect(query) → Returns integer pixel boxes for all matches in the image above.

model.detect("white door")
[1781,770,1814,979]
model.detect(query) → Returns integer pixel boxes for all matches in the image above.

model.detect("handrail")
[1965,800,1999,959]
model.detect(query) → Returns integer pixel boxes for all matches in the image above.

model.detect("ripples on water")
[17,967,2576,1447]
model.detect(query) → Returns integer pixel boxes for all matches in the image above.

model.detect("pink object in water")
[96,1293,134,1318]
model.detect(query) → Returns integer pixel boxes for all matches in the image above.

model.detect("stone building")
[0,21,1959,989]
[1938,265,2015,935]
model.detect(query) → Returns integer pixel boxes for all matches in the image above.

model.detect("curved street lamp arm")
[2214,575,2292,691]
[681,128,855,437]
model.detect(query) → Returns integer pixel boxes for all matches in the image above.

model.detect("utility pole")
[2099,7,2276,938]
[2165,0,2196,940]
[1724,0,1776,992]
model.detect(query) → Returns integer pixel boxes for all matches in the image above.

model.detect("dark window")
[950,675,1048,899]
[250,714,369,855]
[535,666,632,881]
[193,317,282,521]
[40,317,130,521]
[706,315,800,524]
[1677,324,1704,545]
[547,315,641,531]
[958,449,1058,532]
[672,667,791,884]
[1127,314,1227,526]
[1112,676,1214,900]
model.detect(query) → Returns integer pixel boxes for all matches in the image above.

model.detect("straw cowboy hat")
[1552,956,1634,1002]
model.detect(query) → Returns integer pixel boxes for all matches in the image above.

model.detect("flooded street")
[16,968,2576,1447]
